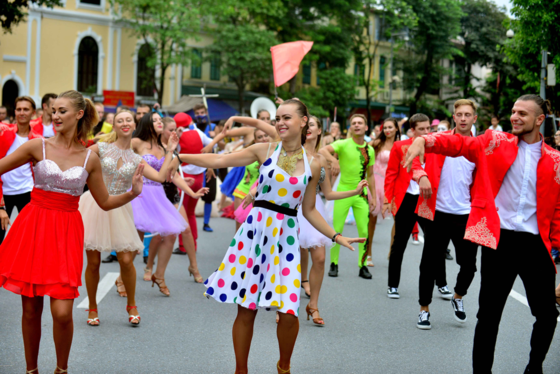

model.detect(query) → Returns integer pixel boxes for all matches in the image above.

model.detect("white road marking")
[76,272,120,309]
[418,235,424,243]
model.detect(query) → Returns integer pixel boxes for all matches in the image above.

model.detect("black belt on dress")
[253,200,297,217]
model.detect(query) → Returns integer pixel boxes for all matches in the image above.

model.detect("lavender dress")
[130,154,188,236]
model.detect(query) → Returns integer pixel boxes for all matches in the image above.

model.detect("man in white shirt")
[490,115,503,132]
[0,97,42,243]
[413,99,479,330]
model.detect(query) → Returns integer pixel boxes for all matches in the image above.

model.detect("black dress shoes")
[359,266,372,279]
[328,262,338,277]
[173,248,187,255]
[102,254,117,263]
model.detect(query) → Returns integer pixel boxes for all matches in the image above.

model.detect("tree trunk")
[411,48,434,115]
[157,66,166,105]
[463,63,472,98]
[237,76,245,115]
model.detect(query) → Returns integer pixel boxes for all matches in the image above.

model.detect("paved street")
[1,215,559,374]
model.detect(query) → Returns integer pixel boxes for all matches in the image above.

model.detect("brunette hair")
[58,90,98,142]
[98,110,135,144]
[308,115,323,151]
[280,99,309,145]
[41,93,57,108]
[133,112,164,149]
[454,99,477,114]
[257,110,270,120]
[517,94,551,116]
[193,103,207,113]
[349,114,368,126]
[14,96,36,111]
[409,113,430,129]
[374,117,401,155]
[162,116,176,129]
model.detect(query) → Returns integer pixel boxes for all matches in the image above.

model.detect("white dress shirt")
[406,163,425,195]
[436,156,475,215]
[181,128,213,175]
[2,134,34,195]
[495,140,541,234]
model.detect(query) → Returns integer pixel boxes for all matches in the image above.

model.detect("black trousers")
[202,168,228,204]
[472,230,558,373]
[388,193,441,288]
[0,192,31,244]
[419,211,478,306]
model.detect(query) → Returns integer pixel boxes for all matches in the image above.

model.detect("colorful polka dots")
[276,174,284,182]
[239,256,247,265]
[266,217,273,227]
[289,177,298,185]
[287,218,295,228]
[278,188,287,197]
[275,285,288,294]
[218,263,225,271]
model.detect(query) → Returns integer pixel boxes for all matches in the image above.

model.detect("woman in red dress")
[0,90,144,374]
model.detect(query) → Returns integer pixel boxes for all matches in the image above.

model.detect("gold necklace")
[278,146,303,176]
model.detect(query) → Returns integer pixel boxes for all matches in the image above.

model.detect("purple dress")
[130,154,188,236]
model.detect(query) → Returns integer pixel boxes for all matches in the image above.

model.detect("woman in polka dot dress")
[176,99,364,374]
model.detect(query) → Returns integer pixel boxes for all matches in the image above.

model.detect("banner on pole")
[270,41,314,87]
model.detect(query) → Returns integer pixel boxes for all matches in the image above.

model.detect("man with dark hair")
[0,97,42,243]
[0,106,8,124]
[30,93,57,138]
[382,113,432,298]
[411,99,479,330]
[490,115,503,132]
[136,104,151,122]
[405,94,559,373]
[320,114,376,279]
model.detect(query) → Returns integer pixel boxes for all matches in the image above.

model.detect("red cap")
[174,112,192,128]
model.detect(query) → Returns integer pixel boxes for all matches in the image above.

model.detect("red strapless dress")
[0,188,84,299]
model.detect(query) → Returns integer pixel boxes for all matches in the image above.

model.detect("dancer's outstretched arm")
[221,116,278,140]
[302,160,365,251]
[177,142,271,170]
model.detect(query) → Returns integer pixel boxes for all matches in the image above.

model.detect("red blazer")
[384,138,426,216]
[411,129,475,220]
[422,130,560,262]
[0,124,43,201]
[30,117,56,137]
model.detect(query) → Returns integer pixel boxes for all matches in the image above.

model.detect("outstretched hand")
[221,117,234,135]
[403,137,426,172]
[336,236,366,251]
[192,187,209,198]
[167,132,179,152]
[131,164,145,196]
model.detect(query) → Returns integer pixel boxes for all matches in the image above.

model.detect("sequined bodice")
[316,167,325,194]
[98,142,143,195]
[34,139,90,196]
[142,154,165,186]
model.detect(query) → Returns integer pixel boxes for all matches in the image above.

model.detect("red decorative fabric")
[384,138,414,216]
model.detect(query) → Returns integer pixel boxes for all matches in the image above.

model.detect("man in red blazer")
[30,93,57,138]
[405,95,559,373]
[411,99,479,330]
[0,96,42,243]
[382,113,431,299]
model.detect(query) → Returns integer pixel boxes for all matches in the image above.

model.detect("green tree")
[1,0,62,33]
[402,0,463,114]
[352,0,417,126]
[109,0,202,104]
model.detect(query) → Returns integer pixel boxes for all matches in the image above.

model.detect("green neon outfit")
[233,160,260,198]
[331,138,375,267]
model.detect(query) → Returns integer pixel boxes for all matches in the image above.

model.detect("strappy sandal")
[126,305,141,326]
[86,308,99,326]
[367,256,375,267]
[26,369,38,373]
[54,367,68,373]
[151,274,170,297]
[188,266,204,283]
[301,280,310,298]
[143,267,152,282]
[277,361,291,374]
[115,279,127,298]
[306,304,325,326]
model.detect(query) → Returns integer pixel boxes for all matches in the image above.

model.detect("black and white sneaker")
[417,311,431,330]
[387,287,400,299]
[451,298,467,323]
[438,286,453,300]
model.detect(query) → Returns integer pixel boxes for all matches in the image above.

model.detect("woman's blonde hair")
[98,110,135,144]
[58,90,98,143]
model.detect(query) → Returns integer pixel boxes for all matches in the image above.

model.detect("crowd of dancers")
[0,90,558,374]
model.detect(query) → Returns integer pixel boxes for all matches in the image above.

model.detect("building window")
[379,56,386,88]
[316,62,326,86]
[76,0,105,11]
[137,44,155,97]
[302,63,311,84]
[80,0,101,4]
[2,80,19,119]
[77,36,99,93]
[191,49,202,79]
[210,55,221,81]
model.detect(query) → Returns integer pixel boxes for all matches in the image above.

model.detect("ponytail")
[58,90,99,142]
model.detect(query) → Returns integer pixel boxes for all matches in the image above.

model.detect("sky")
[492,0,512,15]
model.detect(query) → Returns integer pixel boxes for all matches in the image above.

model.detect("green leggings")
[331,192,369,267]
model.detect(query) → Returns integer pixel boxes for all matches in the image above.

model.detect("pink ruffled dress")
[372,150,390,217]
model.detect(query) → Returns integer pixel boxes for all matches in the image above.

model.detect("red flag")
[270,41,314,87]
[496,72,500,91]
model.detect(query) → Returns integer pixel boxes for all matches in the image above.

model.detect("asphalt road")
[1,215,559,374]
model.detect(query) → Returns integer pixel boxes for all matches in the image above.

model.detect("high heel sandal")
[151,274,170,296]
[126,305,141,326]
[54,367,68,373]
[188,266,204,283]
[277,361,290,374]
[115,279,127,297]
[301,280,310,298]
[367,255,375,267]
[143,267,152,282]
[26,369,38,373]
[306,304,325,326]
[86,308,100,326]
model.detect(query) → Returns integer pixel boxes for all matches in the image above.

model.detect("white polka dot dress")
[204,143,312,316]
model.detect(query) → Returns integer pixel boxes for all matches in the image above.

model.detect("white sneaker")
[417,311,431,330]
[387,287,400,299]
[438,286,453,300]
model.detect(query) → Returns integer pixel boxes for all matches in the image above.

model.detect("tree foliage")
[109,0,202,104]
[1,0,62,34]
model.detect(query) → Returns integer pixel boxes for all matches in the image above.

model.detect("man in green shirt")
[320,114,376,279]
